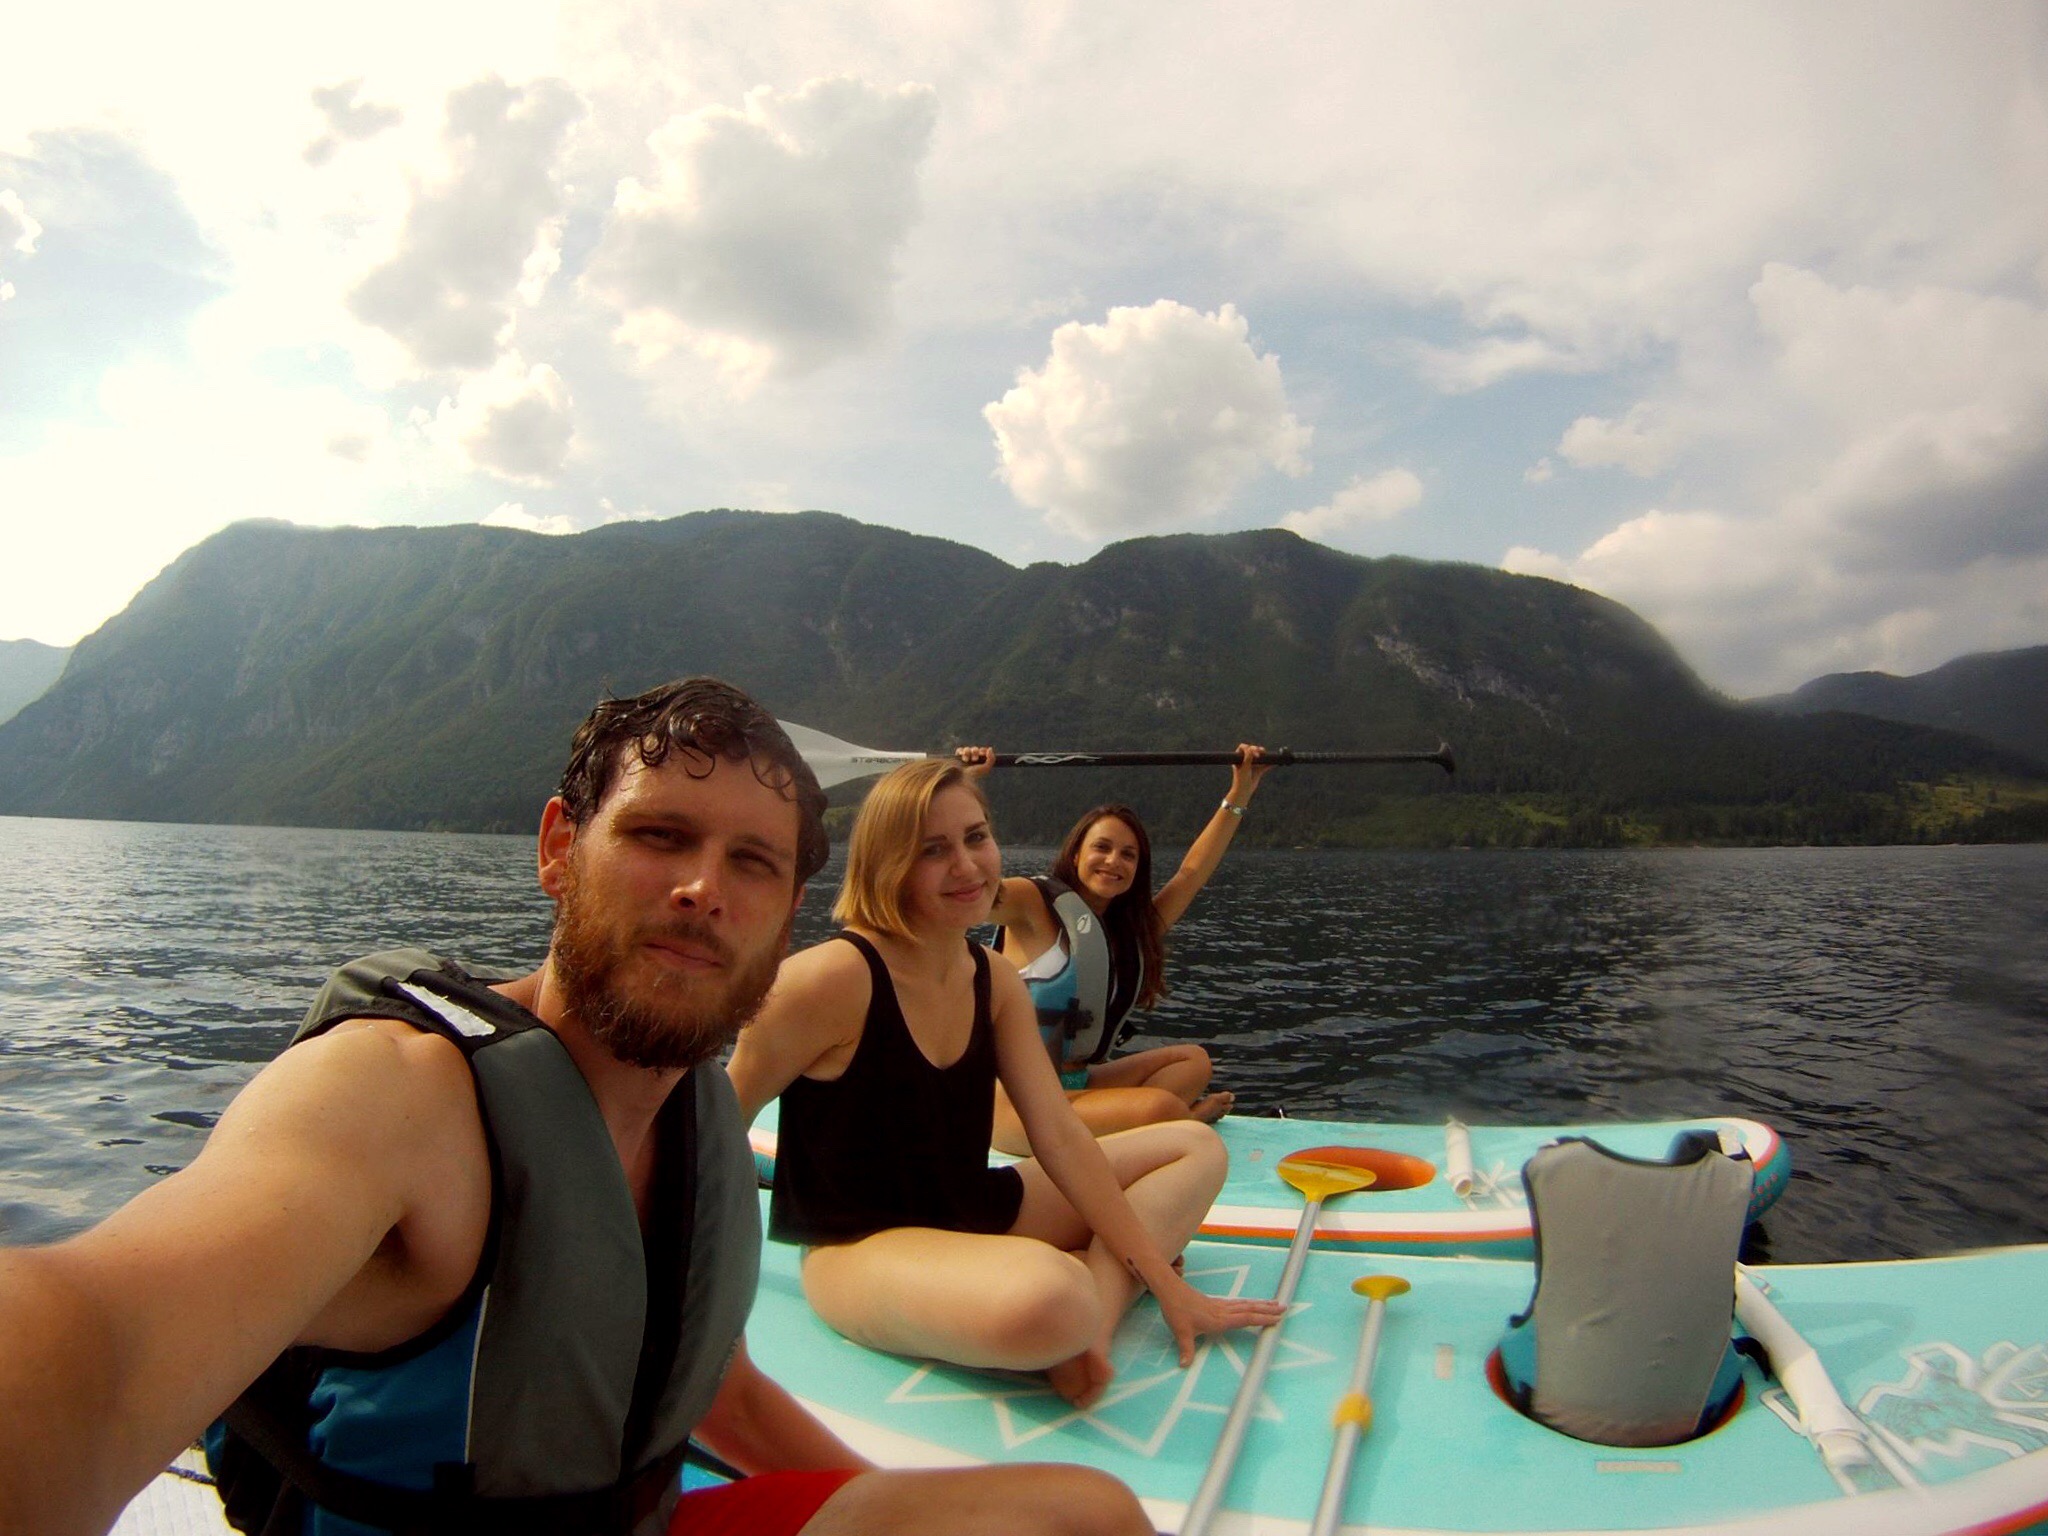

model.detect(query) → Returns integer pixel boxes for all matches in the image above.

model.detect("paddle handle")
[1307,1296,1393,1536]
[991,745,1455,775]
[1179,1197,1324,1536]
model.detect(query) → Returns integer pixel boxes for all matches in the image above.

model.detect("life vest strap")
[220,1394,688,1535]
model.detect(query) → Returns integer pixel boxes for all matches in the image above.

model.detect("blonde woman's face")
[903,783,1002,930]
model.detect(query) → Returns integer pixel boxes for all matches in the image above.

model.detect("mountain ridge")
[0,638,72,726]
[2,512,2040,846]
[1752,646,2048,768]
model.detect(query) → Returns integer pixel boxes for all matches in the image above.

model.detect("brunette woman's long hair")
[1051,804,1166,1010]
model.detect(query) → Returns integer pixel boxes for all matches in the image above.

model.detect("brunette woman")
[958,747,1271,1155]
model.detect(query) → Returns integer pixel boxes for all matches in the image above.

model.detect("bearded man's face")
[543,754,802,1071]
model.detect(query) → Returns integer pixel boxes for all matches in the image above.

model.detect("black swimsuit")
[768,932,1026,1246]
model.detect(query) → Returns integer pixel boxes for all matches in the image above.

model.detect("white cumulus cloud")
[985,300,1310,541]
[1280,469,1423,545]
[0,187,42,302]
[1558,403,1687,477]
[348,75,583,372]
[303,79,404,167]
[483,501,576,534]
[431,352,574,483]
[1506,265,2048,691]
[587,76,938,379]
[1412,334,1594,394]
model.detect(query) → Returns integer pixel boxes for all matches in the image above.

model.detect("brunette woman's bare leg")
[1091,1045,1231,1124]
[990,1045,1229,1155]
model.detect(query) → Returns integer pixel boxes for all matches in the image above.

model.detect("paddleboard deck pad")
[744,1222,2048,1535]
[114,1222,2046,1536]
[750,1106,1792,1258]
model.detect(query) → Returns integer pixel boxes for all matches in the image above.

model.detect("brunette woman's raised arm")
[1152,744,1274,930]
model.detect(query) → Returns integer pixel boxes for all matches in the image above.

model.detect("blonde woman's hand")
[955,745,997,779]
[1155,1272,1289,1367]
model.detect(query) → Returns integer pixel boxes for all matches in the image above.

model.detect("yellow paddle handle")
[1334,1391,1374,1430]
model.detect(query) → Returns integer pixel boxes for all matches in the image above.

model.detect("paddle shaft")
[1307,1294,1394,1536]
[992,745,1455,775]
[1179,1195,1327,1536]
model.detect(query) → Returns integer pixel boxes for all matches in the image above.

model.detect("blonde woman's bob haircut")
[833,757,991,938]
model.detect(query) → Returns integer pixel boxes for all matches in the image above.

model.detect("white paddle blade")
[780,721,929,789]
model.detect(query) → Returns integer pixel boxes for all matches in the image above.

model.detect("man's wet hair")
[557,677,830,884]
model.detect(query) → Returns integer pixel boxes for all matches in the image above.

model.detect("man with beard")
[0,679,1149,1536]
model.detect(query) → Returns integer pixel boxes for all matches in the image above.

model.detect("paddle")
[778,720,1456,790]
[1307,1275,1411,1536]
[1180,1156,1377,1536]
[1733,1270,1911,1494]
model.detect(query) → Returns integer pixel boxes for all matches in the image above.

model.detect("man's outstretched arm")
[689,1339,874,1475]
[0,1020,480,1536]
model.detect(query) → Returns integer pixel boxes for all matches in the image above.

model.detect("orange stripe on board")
[1950,1493,2048,1536]
[1199,1222,1529,1246]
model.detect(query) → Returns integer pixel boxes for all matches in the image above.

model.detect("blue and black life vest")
[204,950,760,1536]
[1016,877,1145,1068]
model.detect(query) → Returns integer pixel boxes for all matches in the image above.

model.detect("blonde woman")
[727,758,1282,1408]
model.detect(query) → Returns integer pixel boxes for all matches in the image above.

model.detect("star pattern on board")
[883,1258,1335,1458]
[1861,1340,2048,1464]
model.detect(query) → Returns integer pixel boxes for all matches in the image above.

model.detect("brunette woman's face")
[1074,816,1141,903]
[904,783,1002,929]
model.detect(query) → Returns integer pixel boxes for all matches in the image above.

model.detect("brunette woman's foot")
[1047,1345,1114,1408]
[1190,1090,1234,1125]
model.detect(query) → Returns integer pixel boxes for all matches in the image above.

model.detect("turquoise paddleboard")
[114,1202,2044,1536]
[749,1104,1792,1257]
[745,1208,2048,1535]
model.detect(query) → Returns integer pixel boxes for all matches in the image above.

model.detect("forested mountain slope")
[1,512,2038,845]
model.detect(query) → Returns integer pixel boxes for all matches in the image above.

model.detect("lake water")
[1,817,2042,1263]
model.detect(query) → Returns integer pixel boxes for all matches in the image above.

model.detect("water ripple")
[1,821,2043,1262]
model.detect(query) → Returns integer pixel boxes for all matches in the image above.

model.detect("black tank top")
[768,932,1025,1246]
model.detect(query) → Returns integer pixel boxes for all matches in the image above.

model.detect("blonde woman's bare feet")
[1190,1090,1234,1125]
[1047,1345,1114,1408]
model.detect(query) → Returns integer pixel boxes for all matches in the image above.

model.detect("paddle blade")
[1278,1155,1377,1202]
[1353,1275,1411,1302]
[779,721,930,789]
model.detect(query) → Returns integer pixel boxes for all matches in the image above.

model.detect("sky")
[3,2,2046,696]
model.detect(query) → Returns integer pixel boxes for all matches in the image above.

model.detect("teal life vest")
[204,950,760,1536]
[1016,877,1144,1068]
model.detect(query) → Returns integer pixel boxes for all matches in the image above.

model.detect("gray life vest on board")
[206,949,760,1536]
[1497,1133,1753,1448]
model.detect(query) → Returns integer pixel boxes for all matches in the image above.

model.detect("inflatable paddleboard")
[742,1217,2048,1535]
[113,1215,2045,1536]
[111,1447,225,1536]
[749,1104,1792,1258]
